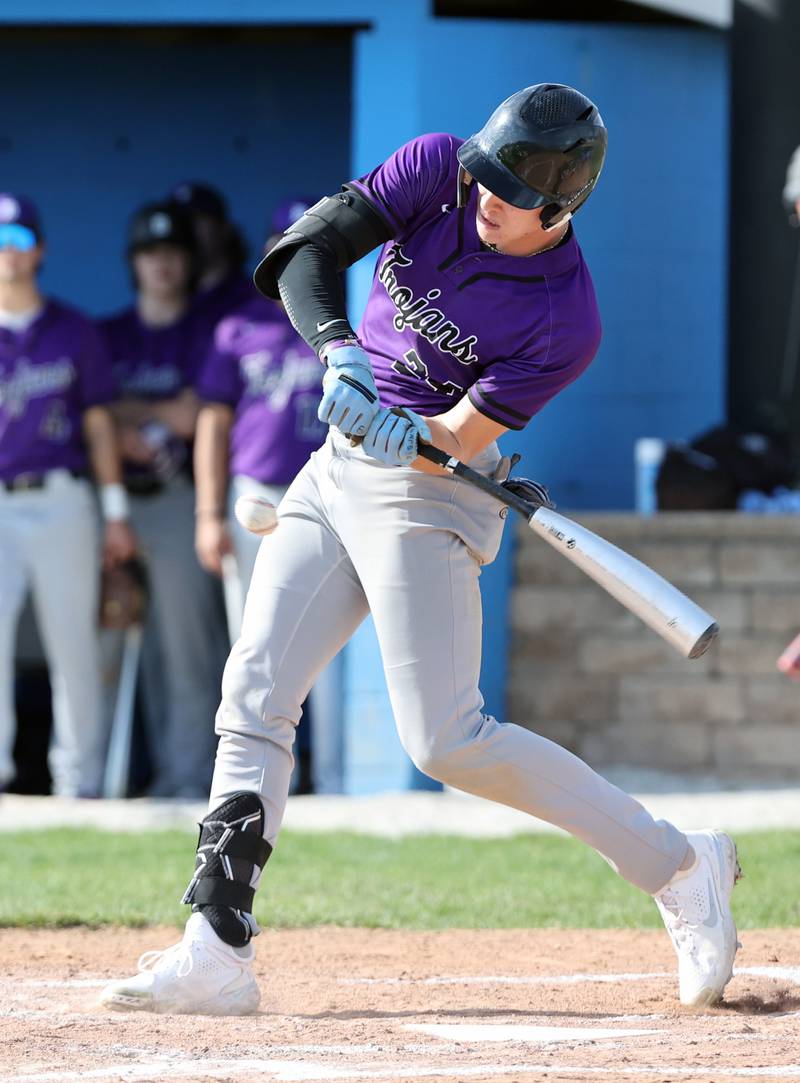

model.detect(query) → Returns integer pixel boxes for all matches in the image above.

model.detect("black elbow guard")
[253,187,393,299]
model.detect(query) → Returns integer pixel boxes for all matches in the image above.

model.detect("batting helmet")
[457,83,607,226]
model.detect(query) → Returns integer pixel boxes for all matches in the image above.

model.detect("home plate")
[406,1024,657,1043]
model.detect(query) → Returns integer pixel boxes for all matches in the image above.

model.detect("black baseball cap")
[127,202,197,254]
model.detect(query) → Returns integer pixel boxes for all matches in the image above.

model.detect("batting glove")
[361,407,431,467]
[318,344,380,438]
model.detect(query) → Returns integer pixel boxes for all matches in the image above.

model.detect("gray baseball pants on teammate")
[125,475,227,796]
[0,473,104,796]
[224,473,345,795]
[210,432,687,894]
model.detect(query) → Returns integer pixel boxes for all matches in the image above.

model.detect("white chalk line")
[6,1059,800,1082]
[6,965,800,993]
[405,1023,658,1043]
[340,965,800,987]
[4,969,800,1081]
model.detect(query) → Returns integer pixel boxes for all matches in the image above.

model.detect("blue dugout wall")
[2,3,728,791]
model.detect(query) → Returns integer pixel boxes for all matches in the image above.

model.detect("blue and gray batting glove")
[318,343,380,438]
[361,407,431,467]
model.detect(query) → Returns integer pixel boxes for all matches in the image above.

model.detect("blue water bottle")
[634,438,665,515]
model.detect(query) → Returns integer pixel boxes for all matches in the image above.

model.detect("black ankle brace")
[181,792,271,948]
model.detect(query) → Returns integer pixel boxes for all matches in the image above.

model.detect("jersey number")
[391,349,463,398]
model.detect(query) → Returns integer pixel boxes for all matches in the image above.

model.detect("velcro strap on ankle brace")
[185,876,257,912]
[181,791,271,911]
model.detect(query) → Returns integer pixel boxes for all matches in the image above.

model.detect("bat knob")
[688,622,719,660]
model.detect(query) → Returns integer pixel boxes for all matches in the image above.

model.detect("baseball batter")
[102,84,740,1015]
[0,193,135,797]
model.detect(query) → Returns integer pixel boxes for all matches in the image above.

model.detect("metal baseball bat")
[415,442,718,660]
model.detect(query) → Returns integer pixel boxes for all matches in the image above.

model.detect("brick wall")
[508,513,800,779]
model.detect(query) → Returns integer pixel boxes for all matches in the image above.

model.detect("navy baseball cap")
[169,181,228,221]
[0,193,42,249]
[127,202,196,254]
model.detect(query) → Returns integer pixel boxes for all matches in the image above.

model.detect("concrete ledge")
[2,780,799,837]
[530,512,800,541]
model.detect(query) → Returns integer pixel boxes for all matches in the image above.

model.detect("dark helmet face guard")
[458,83,607,225]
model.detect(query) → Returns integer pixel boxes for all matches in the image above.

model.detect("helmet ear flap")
[541,205,573,231]
[457,165,473,209]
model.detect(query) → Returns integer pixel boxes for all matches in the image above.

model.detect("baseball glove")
[99,557,149,630]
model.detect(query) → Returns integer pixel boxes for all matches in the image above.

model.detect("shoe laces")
[658,891,698,951]
[138,940,194,978]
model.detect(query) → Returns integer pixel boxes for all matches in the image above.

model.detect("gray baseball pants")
[224,473,345,795]
[209,431,688,894]
[0,473,103,796]
[126,476,228,795]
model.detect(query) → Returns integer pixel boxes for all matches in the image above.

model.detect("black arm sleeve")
[274,244,356,357]
[256,186,394,357]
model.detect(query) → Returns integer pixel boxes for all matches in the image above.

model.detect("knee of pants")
[399,714,487,786]
[216,645,300,750]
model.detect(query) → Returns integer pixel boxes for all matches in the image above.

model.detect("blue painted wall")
[0,30,352,317]
[0,3,729,792]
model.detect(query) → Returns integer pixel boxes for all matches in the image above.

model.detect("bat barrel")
[530,508,719,659]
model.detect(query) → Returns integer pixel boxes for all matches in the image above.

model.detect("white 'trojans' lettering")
[378,244,479,367]
[0,357,76,418]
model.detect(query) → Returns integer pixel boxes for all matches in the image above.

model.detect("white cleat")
[654,829,742,1007]
[99,912,260,1015]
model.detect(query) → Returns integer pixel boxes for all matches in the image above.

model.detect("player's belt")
[0,469,86,492]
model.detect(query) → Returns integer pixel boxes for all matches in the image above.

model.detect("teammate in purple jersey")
[99,202,228,799]
[194,198,326,586]
[102,84,740,1014]
[0,193,135,797]
[193,199,342,796]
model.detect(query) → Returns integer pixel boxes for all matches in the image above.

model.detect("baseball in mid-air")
[233,495,279,536]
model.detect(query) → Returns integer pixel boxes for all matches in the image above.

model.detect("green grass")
[1,829,798,929]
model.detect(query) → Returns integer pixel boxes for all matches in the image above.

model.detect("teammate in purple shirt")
[193,198,326,586]
[0,193,135,797]
[103,84,740,1014]
[99,201,228,799]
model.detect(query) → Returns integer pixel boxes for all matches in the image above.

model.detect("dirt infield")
[2,926,800,1082]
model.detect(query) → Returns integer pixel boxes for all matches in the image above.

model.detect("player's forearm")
[82,405,125,485]
[413,400,508,476]
[194,404,233,517]
[412,417,470,476]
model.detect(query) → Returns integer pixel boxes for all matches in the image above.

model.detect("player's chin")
[476,220,501,248]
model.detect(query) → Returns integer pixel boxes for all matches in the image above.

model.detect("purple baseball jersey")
[99,306,209,399]
[349,133,601,430]
[0,300,115,480]
[196,296,326,485]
